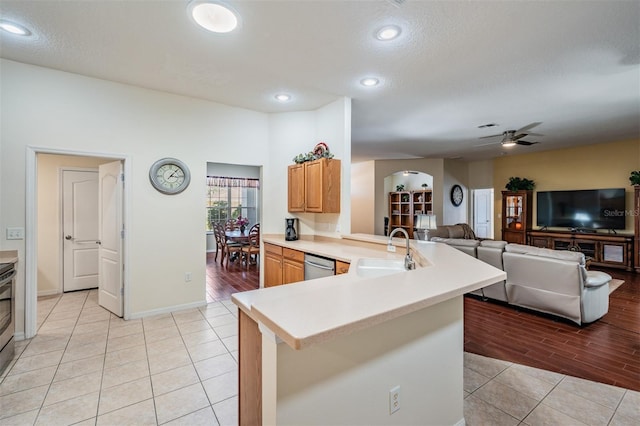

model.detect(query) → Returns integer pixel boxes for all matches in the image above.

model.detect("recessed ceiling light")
[188,1,239,33]
[0,20,32,36]
[275,93,291,102]
[360,77,380,87]
[375,25,401,41]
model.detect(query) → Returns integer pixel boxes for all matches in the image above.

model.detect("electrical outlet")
[389,386,400,414]
[185,272,192,282]
[387,244,396,253]
[6,227,24,240]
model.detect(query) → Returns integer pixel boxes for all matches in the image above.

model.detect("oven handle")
[303,260,335,271]
[0,269,17,286]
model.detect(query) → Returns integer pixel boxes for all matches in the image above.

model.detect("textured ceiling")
[1,0,638,162]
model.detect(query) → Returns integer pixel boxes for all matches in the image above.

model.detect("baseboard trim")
[14,332,26,342]
[128,300,207,320]
[37,289,61,297]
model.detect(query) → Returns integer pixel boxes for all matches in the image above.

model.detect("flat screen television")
[536,188,626,230]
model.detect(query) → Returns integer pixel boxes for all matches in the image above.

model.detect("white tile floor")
[1,290,638,425]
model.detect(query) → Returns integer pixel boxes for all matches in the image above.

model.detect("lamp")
[414,214,437,240]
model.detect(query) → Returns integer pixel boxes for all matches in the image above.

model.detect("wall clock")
[451,184,463,207]
[149,157,191,195]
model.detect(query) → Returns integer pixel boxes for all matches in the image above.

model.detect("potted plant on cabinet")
[505,177,535,191]
[629,170,640,186]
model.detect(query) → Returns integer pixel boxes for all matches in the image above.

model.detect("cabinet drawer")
[336,260,350,275]
[283,247,304,262]
[264,243,282,256]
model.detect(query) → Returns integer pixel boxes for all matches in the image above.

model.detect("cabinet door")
[335,261,350,275]
[264,252,283,287]
[288,164,305,212]
[283,259,305,284]
[305,160,323,212]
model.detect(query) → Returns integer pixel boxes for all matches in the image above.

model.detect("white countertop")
[0,250,18,264]
[233,234,505,350]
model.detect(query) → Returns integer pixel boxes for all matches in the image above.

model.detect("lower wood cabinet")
[238,310,261,425]
[264,243,305,287]
[283,248,305,284]
[336,260,350,275]
[264,243,283,288]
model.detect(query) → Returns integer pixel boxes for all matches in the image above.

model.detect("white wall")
[268,297,464,425]
[1,60,351,334]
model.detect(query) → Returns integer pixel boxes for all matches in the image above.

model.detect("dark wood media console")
[528,230,634,271]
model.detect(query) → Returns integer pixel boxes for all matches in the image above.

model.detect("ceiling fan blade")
[475,141,501,147]
[515,140,539,146]
[478,133,503,139]
[512,133,528,140]
[516,122,542,133]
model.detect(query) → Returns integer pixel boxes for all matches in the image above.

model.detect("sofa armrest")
[585,271,612,288]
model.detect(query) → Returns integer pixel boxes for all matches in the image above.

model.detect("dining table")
[225,229,250,262]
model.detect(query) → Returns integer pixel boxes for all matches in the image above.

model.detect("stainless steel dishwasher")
[304,253,335,280]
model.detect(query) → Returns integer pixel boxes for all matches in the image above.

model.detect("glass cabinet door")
[505,194,524,230]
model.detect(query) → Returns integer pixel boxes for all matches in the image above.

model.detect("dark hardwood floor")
[206,251,259,302]
[464,267,640,391]
[206,251,639,391]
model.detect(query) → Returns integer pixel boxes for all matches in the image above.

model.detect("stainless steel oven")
[0,262,16,375]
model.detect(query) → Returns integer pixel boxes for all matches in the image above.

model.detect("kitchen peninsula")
[232,234,505,425]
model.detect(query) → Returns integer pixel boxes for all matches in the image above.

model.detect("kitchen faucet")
[388,228,416,270]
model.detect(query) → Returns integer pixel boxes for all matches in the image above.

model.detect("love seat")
[431,238,611,325]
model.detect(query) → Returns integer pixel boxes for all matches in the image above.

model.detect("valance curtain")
[207,176,260,188]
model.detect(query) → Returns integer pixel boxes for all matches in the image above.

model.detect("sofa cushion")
[505,244,585,265]
[447,225,465,239]
[445,238,480,247]
[480,240,507,249]
[428,227,450,240]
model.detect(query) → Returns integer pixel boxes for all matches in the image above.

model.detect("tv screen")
[536,188,626,230]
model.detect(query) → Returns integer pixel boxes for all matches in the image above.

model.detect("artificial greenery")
[629,170,640,186]
[396,184,405,191]
[505,177,536,191]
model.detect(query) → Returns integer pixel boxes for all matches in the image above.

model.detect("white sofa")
[431,238,611,325]
[503,244,610,325]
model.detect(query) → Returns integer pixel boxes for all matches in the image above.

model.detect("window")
[206,176,260,231]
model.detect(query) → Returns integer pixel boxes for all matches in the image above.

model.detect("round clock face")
[149,158,191,194]
[451,185,463,207]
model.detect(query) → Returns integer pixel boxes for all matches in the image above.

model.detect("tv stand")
[528,230,634,271]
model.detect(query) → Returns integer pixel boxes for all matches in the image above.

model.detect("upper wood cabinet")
[288,158,341,213]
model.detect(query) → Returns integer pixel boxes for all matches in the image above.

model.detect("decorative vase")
[240,225,246,233]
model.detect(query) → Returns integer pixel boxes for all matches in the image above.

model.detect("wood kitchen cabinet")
[282,248,305,284]
[335,260,350,275]
[264,243,305,287]
[264,243,284,288]
[288,158,341,213]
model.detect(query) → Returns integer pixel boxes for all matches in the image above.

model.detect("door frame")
[25,146,131,339]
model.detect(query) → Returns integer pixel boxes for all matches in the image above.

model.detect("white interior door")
[98,160,123,317]
[473,189,493,239]
[63,170,99,292]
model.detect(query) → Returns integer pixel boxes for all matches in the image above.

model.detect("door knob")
[65,235,72,240]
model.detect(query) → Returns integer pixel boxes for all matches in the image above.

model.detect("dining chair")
[212,223,224,261]
[241,224,260,268]
[225,219,237,232]
[216,225,243,266]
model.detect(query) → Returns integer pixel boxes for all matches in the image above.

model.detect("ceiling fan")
[478,122,543,147]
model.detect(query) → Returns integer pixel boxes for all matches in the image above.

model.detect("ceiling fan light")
[189,1,239,33]
[502,141,516,147]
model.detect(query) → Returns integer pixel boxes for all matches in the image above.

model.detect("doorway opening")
[25,147,129,339]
